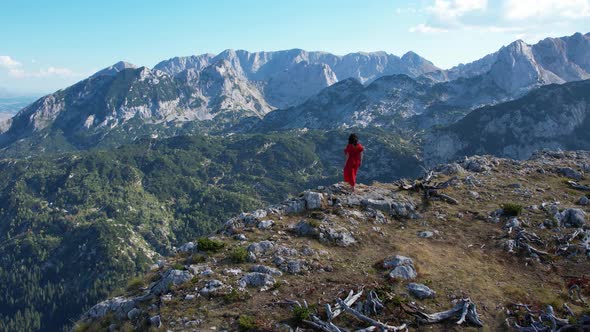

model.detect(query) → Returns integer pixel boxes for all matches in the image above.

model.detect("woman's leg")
[343,166,353,187]
[351,166,358,189]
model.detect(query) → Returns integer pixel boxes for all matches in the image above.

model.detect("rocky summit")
[77,151,590,331]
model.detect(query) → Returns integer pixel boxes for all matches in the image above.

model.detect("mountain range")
[1,32,590,159]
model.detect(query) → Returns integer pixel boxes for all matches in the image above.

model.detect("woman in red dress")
[343,133,364,192]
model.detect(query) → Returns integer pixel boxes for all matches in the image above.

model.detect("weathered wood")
[568,284,587,305]
[426,190,459,204]
[360,290,384,316]
[567,181,590,191]
[336,298,407,331]
[408,298,483,327]
[304,315,346,332]
[330,290,363,320]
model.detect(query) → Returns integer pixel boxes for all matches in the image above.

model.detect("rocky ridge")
[78,151,590,331]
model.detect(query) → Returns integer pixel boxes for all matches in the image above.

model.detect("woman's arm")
[344,151,349,166]
[359,151,363,167]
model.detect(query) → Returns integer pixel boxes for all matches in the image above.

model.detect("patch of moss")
[501,203,523,216]
[171,263,184,270]
[308,220,321,228]
[292,305,311,322]
[197,237,225,253]
[125,276,144,292]
[237,315,258,331]
[230,247,248,263]
[72,322,90,332]
[186,254,206,265]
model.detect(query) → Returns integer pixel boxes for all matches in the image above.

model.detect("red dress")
[343,143,364,187]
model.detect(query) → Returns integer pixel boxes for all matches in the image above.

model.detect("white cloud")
[1,55,79,79]
[409,24,449,33]
[428,0,488,23]
[409,0,588,37]
[8,66,78,78]
[0,56,21,68]
[504,0,590,20]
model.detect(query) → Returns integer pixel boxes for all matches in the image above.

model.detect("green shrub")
[586,193,590,199]
[125,276,144,292]
[72,322,90,332]
[293,305,311,322]
[197,237,225,252]
[387,294,408,306]
[271,280,283,290]
[501,203,523,216]
[237,315,258,331]
[308,220,321,228]
[224,289,239,303]
[186,254,206,264]
[171,263,184,270]
[230,247,248,263]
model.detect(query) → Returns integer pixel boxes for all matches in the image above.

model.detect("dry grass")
[83,156,590,331]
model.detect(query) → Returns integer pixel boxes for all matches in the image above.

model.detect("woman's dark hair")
[348,133,359,145]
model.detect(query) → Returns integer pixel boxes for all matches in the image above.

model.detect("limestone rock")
[304,191,324,210]
[149,315,162,328]
[558,208,587,227]
[558,167,583,180]
[434,163,465,175]
[320,227,357,246]
[177,242,195,253]
[285,198,306,215]
[127,307,141,320]
[384,255,417,280]
[238,272,276,290]
[247,240,275,254]
[84,297,136,319]
[418,231,434,238]
[408,283,436,299]
[461,157,492,173]
[293,220,319,237]
[150,269,193,295]
[257,220,274,229]
[278,259,305,274]
[250,265,283,276]
[200,280,224,296]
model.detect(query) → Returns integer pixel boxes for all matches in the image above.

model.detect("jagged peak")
[91,61,138,78]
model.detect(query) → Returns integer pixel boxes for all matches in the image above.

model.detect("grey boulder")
[384,255,417,280]
[238,272,276,290]
[200,279,224,296]
[558,167,583,181]
[250,265,283,276]
[84,297,136,319]
[177,241,196,252]
[304,191,324,210]
[558,208,587,227]
[257,220,274,229]
[247,240,275,254]
[408,283,436,299]
[150,269,193,295]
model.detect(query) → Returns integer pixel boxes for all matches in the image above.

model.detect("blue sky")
[1,0,589,94]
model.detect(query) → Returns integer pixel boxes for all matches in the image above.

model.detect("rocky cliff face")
[155,48,440,109]
[432,32,590,94]
[254,72,512,131]
[76,151,590,331]
[424,79,590,165]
